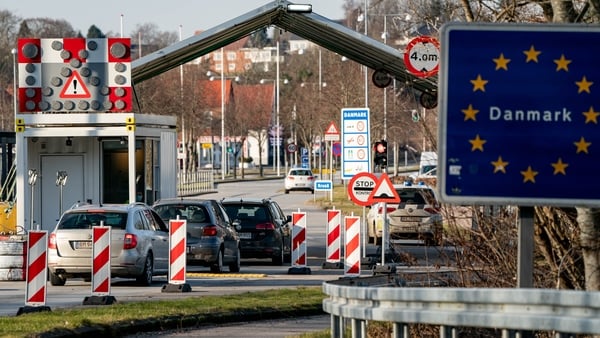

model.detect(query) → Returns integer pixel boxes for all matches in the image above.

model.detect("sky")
[4,0,347,38]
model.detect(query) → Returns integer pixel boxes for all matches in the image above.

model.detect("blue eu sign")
[439,23,600,207]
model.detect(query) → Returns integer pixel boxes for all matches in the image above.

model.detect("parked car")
[152,198,240,273]
[366,182,443,246]
[284,168,315,194]
[220,198,291,265]
[48,203,169,286]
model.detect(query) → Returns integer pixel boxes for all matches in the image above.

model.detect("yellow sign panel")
[202,143,213,149]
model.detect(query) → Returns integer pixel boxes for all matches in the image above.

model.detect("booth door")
[40,155,84,232]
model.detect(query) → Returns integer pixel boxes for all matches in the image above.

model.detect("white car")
[366,182,443,246]
[284,168,315,194]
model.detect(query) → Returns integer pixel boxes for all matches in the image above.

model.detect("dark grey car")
[221,198,291,265]
[152,198,240,273]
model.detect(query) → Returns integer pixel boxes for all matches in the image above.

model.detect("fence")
[177,170,214,196]
[322,280,600,337]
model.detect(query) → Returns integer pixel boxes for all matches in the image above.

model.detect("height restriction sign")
[404,36,440,78]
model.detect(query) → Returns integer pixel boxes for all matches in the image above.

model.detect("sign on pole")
[341,108,370,179]
[347,172,377,206]
[439,23,600,207]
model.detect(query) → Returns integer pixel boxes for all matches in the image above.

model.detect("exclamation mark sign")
[73,79,78,94]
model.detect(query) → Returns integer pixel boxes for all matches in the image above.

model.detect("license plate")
[238,232,252,239]
[73,241,92,249]
[400,216,422,222]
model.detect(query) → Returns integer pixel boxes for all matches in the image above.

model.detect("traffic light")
[411,109,420,122]
[374,140,388,168]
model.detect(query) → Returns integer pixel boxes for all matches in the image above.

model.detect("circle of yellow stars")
[462,45,594,184]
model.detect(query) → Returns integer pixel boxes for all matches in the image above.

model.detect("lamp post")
[261,41,285,177]
[207,57,240,180]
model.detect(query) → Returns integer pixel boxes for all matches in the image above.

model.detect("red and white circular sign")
[403,36,440,78]
[347,172,377,206]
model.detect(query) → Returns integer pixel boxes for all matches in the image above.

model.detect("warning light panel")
[17,38,132,113]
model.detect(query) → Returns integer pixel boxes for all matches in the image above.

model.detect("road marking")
[186,273,267,278]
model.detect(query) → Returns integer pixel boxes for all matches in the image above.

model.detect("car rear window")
[223,205,268,221]
[58,212,127,230]
[154,204,208,222]
[397,189,430,205]
[291,170,311,176]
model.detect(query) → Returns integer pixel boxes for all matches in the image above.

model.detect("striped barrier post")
[17,231,51,315]
[344,216,361,277]
[83,225,116,305]
[92,226,111,295]
[323,209,343,269]
[288,211,311,274]
[162,219,191,292]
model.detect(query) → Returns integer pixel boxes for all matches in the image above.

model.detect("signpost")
[438,22,600,289]
[341,108,371,180]
[315,180,333,202]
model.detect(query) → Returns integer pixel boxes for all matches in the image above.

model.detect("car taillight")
[202,226,217,236]
[48,233,56,249]
[256,222,275,230]
[123,233,138,249]
[307,176,314,180]
[287,176,295,180]
[378,206,396,214]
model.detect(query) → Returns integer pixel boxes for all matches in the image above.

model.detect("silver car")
[366,183,443,246]
[48,203,169,286]
[152,198,240,273]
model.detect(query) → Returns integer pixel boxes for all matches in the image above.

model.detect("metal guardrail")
[322,282,600,337]
[177,170,215,196]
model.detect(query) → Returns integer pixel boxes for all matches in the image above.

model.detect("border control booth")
[15,38,177,233]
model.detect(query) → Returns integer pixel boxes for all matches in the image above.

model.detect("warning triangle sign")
[368,173,401,204]
[59,71,91,99]
[325,121,339,135]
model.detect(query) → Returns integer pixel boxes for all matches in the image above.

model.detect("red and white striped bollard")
[344,216,361,277]
[162,219,191,292]
[92,226,111,296]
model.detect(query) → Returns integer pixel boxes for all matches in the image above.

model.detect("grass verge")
[1,287,324,338]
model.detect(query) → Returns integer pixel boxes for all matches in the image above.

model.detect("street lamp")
[259,40,284,176]
[207,55,240,180]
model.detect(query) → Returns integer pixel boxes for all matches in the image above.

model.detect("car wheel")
[285,189,289,194]
[136,253,153,286]
[210,248,224,273]
[49,272,66,286]
[229,246,241,272]
[272,244,284,266]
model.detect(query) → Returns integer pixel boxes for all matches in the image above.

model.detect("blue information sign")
[439,23,600,207]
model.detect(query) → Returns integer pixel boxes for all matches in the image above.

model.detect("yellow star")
[491,156,509,173]
[462,104,479,121]
[576,76,593,94]
[470,75,488,92]
[521,166,538,183]
[574,136,591,154]
[551,158,569,175]
[493,53,510,70]
[469,134,486,152]
[554,54,571,72]
[583,106,600,124]
[523,45,541,63]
